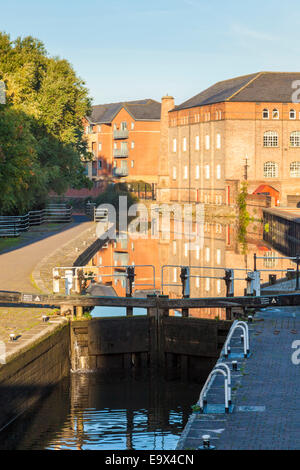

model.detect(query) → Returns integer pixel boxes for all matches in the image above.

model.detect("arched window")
[290,131,300,147]
[272,109,279,119]
[262,108,269,119]
[263,131,278,147]
[263,161,278,178]
[290,109,296,120]
[290,162,300,177]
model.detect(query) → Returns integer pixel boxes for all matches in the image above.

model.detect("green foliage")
[93,183,139,210]
[0,32,92,214]
[237,181,250,253]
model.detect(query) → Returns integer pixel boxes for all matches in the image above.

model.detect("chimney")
[157,95,174,202]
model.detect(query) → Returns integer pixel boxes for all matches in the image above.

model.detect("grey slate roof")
[87,99,161,123]
[174,72,300,111]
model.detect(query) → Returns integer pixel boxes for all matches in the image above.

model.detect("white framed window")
[98,142,102,151]
[263,131,278,147]
[290,161,300,177]
[172,166,177,180]
[172,138,177,152]
[195,165,200,180]
[262,108,269,119]
[290,109,296,120]
[184,165,188,180]
[216,164,221,180]
[216,195,222,205]
[205,164,210,179]
[131,122,135,130]
[205,247,210,262]
[196,245,200,260]
[195,135,200,150]
[216,133,221,149]
[173,268,177,283]
[205,135,210,150]
[131,160,134,168]
[114,142,117,149]
[98,125,101,132]
[263,161,278,178]
[184,243,189,257]
[183,137,187,152]
[205,277,210,292]
[290,131,300,147]
[272,109,279,119]
[196,277,200,288]
[217,279,221,294]
[172,240,177,255]
[216,249,221,265]
[131,141,135,149]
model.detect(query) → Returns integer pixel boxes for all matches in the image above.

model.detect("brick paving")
[177,306,300,450]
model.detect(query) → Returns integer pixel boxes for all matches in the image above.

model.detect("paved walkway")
[0,215,95,346]
[177,306,300,450]
[0,215,93,293]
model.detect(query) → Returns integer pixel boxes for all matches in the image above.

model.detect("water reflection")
[0,373,200,450]
[88,219,296,319]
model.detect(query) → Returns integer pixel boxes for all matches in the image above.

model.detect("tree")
[0,32,92,214]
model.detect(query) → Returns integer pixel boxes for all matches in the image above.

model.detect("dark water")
[0,373,201,450]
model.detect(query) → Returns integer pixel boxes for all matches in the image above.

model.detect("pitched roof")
[173,72,300,111]
[87,99,161,123]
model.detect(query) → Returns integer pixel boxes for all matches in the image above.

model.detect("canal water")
[0,373,201,450]
[0,216,293,450]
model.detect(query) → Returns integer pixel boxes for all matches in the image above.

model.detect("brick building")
[158,72,300,207]
[83,99,161,185]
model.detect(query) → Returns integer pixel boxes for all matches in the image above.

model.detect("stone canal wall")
[70,315,231,382]
[0,321,70,432]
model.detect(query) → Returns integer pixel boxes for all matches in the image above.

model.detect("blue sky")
[2,0,300,105]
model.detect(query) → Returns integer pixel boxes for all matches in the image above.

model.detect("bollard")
[232,361,238,371]
[180,267,190,298]
[224,269,234,297]
[198,435,215,450]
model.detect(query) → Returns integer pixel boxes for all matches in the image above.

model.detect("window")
[216,249,221,265]
[216,195,222,205]
[217,279,221,294]
[131,122,135,130]
[196,245,200,260]
[183,137,187,152]
[216,133,221,149]
[263,161,278,178]
[195,165,200,180]
[172,138,177,152]
[173,268,177,283]
[172,166,177,180]
[290,131,300,147]
[205,247,210,262]
[131,141,135,149]
[272,109,279,119]
[290,109,296,120]
[184,243,188,257]
[290,161,300,177]
[98,160,102,169]
[262,109,269,119]
[172,240,177,255]
[205,277,210,292]
[195,135,200,150]
[263,131,278,147]
[205,135,210,150]
[121,121,127,130]
[98,142,102,151]
[131,160,134,168]
[205,164,210,179]
[183,165,188,180]
[216,164,221,180]
[114,142,117,149]
[98,125,101,132]
[195,277,200,288]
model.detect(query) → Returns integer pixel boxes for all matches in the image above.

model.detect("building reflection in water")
[87,219,296,319]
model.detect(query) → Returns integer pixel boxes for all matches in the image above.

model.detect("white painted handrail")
[224,321,249,358]
[198,368,230,413]
[217,362,232,404]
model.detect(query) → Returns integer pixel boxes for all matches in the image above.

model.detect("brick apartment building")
[83,99,161,186]
[158,72,300,207]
